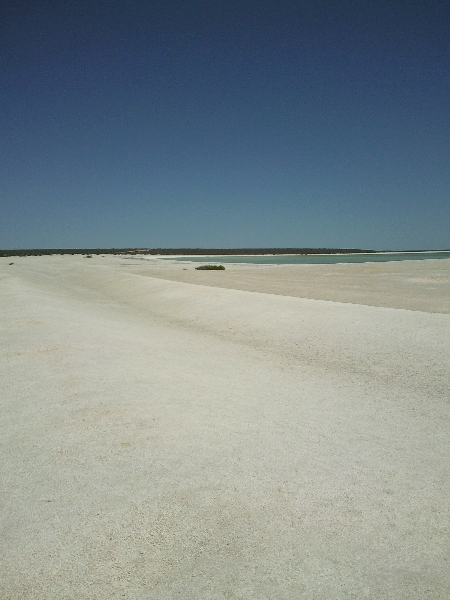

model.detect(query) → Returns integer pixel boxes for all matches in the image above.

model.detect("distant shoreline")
[1,247,449,257]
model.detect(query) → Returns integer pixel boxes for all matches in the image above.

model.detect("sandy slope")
[134,255,450,313]
[1,255,449,599]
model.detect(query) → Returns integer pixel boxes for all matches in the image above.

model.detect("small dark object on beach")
[195,264,225,270]
[9,262,14,265]
[84,254,92,258]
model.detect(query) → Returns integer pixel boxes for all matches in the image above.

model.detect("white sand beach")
[1,255,449,599]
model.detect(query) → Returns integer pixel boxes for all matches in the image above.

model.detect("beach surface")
[1,255,449,599]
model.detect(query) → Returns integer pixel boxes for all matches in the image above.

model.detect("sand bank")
[1,255,449,599]
[137,255,450,313]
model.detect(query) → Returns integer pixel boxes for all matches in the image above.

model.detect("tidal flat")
[1,255,449,599]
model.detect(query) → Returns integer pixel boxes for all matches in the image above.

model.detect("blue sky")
[1,1,449,249]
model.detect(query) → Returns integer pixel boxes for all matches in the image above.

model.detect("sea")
[163,251,450,265]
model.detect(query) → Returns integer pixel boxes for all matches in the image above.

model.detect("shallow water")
[163,251,450,265]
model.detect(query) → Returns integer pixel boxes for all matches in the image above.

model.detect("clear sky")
[2,1,449,250]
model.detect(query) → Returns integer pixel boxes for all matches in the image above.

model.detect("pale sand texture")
[1,255,449,599]
[135,256,450,313]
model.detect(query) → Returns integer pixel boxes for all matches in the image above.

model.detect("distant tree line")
[0,247,377,257]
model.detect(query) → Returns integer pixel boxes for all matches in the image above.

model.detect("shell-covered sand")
[1,255,449,599]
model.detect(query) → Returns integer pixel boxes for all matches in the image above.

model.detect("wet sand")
[1,255,449,599]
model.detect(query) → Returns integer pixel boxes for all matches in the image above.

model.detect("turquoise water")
[163,251,450,265]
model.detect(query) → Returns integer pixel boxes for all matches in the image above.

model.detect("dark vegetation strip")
[1,247,377,257]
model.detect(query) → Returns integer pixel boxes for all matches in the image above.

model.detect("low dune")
[1,255,449,599]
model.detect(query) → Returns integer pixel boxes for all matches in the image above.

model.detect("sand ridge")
[134,256,450,314]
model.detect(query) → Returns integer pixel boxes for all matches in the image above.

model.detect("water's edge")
[162,251,450,265]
